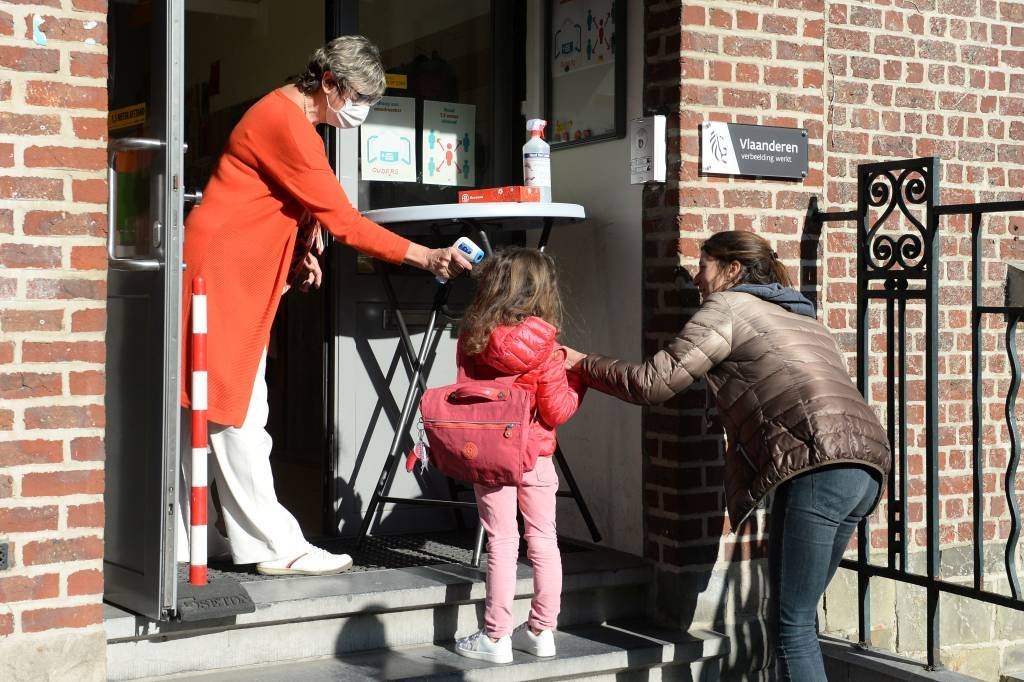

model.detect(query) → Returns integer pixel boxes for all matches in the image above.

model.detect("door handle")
[108,137,165,271]
[184,189,202,205]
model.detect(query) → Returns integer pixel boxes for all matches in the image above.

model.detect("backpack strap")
[456,364,524,386]
[455,355,539,422]
[456,348,524,386]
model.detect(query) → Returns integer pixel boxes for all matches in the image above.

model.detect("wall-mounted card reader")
[630,115,666,184]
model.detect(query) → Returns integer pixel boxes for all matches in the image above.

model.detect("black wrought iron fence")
[809,156,1024,670]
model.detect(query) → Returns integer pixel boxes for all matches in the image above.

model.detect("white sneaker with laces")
[510,623,556,657]
[455,630,513,664]
[256,545,353,576]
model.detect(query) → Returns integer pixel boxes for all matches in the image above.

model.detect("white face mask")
[326,88,370,129]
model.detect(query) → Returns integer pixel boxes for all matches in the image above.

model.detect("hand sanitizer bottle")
[523,119,552,203]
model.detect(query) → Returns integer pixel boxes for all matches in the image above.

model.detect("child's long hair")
[460,247,563,356]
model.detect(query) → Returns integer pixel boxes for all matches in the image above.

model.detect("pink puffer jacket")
[458,316,586,460]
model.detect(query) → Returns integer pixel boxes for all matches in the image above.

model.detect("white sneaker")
[510,623,556,657]
[455,630,513,664]
[256,545,353,576]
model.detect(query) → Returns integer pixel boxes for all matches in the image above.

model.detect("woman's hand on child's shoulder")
[562,346,586,372]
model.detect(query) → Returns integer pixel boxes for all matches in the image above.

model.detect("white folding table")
[355,202,601,565]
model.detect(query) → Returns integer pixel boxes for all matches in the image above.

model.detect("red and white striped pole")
[190,276,209,586]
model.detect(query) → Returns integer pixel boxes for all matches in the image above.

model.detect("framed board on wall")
[544,0,626,149]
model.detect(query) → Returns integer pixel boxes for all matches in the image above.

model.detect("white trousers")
[176,350,308,564]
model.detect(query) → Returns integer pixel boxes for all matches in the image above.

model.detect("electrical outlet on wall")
[0,541,9,570]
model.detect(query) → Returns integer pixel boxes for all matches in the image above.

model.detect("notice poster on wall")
[422,100,475,187]
[360,96,416,183]
[551,0,616,77]
[548,0,620,146]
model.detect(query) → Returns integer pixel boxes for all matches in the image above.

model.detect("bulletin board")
[544,0,626,149]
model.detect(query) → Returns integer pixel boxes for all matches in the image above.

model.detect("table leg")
[380,268,428,393]
[476,227,493,257]
[471,523,486,568]
[356,282,451,547]
[538,217,553,251]
[553,443,602,543]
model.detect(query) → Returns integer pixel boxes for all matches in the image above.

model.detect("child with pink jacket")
[453,247,585,663]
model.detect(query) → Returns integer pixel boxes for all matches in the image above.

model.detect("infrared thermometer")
[436,236,485,283]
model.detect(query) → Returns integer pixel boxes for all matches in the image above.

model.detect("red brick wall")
[642,0,1024,608]
[0,0,108,648]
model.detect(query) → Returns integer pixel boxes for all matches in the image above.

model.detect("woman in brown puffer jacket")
[565,231,889,682]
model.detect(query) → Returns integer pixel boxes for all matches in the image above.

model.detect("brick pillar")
[0,1,108,679]
[641,1,827,678]
[642,1,1024,679]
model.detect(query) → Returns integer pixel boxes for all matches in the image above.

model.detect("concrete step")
[821,637,985,682]
[106,549,653,680]
[158,622,729,682]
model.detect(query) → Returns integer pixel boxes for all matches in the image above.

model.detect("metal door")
[103,0,185,621]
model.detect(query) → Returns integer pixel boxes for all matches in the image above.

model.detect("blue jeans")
[768,464,881,681]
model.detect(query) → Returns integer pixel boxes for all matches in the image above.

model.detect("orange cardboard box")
[457,186,541,203]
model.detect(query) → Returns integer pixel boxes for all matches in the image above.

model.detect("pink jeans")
[473,455,561,639]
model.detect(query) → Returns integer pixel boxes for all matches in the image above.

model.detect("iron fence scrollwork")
[809,156,1024,671]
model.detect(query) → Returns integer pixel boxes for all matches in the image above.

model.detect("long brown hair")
[460,247,563,355]
[701,231,792,288]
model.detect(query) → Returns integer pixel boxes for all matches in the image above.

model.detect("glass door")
[354,0,524,210]
[103,0,185,621]
[330,1,526,534]
[182,0,329,536]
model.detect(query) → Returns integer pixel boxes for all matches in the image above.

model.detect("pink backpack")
[418,373,532,487]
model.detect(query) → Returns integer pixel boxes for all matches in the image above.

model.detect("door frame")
[103,0,186,621]
[323,0,361,535]
[159,0,187,616]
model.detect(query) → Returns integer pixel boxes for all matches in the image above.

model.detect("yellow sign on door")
[385,73,407,90]
[109,102,147,131]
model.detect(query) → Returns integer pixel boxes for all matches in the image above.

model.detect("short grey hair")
[295,35,386,103]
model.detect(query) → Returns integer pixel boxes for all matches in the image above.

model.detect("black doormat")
[177,530,584,584]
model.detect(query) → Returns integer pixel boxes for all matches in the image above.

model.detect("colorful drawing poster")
[422,100,475,187]
[550,0,618,145]
[360,96,416,182]
[551,0,616,78]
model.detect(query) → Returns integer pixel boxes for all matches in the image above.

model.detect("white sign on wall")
[422,100,475,187]
[360,96,416,183]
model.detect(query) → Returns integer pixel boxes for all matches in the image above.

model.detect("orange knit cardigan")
[180,89,411,427]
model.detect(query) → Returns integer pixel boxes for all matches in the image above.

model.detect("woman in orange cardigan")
[178,36,472,576]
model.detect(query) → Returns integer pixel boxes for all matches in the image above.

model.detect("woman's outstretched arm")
[572,293,735,406]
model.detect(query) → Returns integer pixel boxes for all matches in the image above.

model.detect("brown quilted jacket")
[580,290,890,527]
